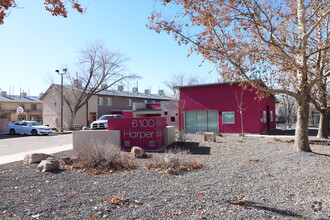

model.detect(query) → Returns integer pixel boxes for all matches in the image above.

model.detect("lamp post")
[55,68,67,132]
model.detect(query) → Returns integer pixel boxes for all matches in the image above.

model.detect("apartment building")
[0,91,43,124]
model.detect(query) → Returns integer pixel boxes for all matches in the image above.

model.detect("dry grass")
[176,130,188,142]
[70,140,134,173]
[146,149,204,175]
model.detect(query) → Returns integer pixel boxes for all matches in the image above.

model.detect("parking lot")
[0,133,72,163]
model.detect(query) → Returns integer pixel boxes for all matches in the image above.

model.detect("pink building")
[177,82,277,134]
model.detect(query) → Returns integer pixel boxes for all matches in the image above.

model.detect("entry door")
[185,110,218,133]
[196,111,207,132]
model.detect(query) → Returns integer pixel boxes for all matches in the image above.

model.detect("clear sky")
[0,0,219,96]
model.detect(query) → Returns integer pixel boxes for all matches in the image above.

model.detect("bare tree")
[164,72,206,99]
[149,0,330,152]
[57,41,136,129]
[235,89,248,137]
[277,94,298,129]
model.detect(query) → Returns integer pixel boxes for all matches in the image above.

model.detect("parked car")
[7,121,52,136]
[91,114,123,130]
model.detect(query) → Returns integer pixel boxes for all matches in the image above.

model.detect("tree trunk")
[69,111,77,130]
[317,110,329,138]
[294,100,312,152]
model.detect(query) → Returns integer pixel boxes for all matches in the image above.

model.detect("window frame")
[31,104,37,111]
[105,97,112,106]
[222,111,235,124]
[97,97,104,106]
[126,99,132,107]
[263,111,267,123]
[270,111,273,122]
[19,103,25,109]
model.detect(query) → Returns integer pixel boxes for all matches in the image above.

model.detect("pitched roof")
[40,84,171,101]
[96,89,170,100]
[0,95,42,103]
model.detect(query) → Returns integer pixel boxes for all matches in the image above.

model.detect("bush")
[146,149,204,175]
[176,130,188,142]
[71,140,133,173]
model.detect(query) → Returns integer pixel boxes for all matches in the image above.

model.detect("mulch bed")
[0,134,329,219]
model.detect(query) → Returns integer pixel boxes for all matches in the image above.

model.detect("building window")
[185,110,218,133]
[171,117,175,122]
[151,100,155,103]
[19,104,25,109]
[0,103,2,110]
[164,111,168,115]
[54,101,56,107]
[126,99,132,106]
[263,111,267,123]
[270,111,273,122]
[31,104,37,111]
[97,97,103,106]
[105,97,112,106]
[144,100,148,104]
[222,112,235,124]
[31,116,37,121]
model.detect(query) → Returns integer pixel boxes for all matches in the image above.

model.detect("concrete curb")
[0,144,73,165]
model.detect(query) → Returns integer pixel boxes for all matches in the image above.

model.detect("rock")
[37,157,60,172]
[131,146,145,158]
[23,153,53,165]
[203,132,216,142]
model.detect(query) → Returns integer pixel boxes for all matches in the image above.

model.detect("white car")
[91,114,123,130]
[7,121,52,136]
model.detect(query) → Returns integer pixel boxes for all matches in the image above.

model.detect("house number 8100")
[132,119,155,128]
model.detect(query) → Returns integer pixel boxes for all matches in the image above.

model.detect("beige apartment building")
[0,91,43,124]
[41,84,170,130]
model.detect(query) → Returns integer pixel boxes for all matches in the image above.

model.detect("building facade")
[41,85,170,130]
[0,91,43,124]
[177,82,277,134]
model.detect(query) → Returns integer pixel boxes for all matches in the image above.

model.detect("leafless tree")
[164,72,208,99]
[277,94,298,129]
[55,41,137,129]
[235,90,248,137]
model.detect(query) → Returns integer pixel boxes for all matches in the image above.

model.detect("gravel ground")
[0,134,329,220]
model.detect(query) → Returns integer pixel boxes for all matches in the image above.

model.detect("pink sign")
[108,117,166,150]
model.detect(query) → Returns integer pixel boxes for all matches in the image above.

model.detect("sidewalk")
[0,144,72,165]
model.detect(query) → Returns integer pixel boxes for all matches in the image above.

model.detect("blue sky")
[0,0,219,96]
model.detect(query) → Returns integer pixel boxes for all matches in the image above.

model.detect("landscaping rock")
[203,132,216,142]
[23,153,53,165]
[37,157,60,172]
[131,146,145,158]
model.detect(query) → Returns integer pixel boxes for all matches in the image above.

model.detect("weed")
[146,149,203,174]
[70,139,134,173]
[176,130,188,142]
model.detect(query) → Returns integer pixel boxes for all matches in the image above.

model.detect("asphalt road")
[0,133,72,157]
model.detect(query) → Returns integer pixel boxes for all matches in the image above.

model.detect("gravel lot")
[0,134,329,219]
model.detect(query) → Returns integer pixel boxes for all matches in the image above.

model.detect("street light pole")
[55,68,67,132]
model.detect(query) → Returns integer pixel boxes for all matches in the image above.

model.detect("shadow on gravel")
[164,142,211,155]
[49,169,67,174]
[267,128,320,136]
[227,201,303,218]
[311,152,330,157]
